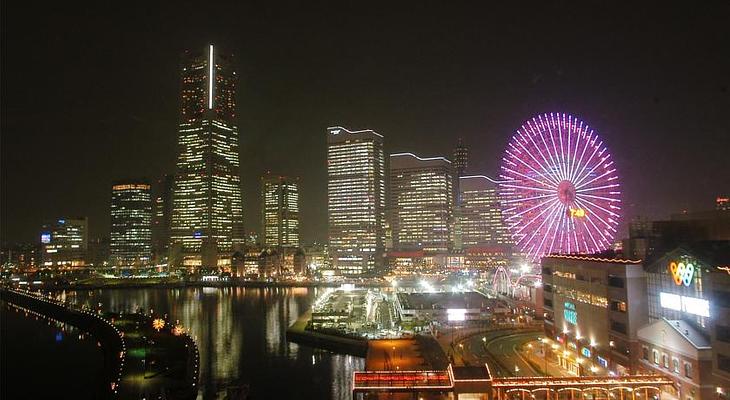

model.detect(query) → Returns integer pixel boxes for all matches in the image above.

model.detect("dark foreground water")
[2,287,364,400]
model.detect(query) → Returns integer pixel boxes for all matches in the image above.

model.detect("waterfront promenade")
[1,287,199,399]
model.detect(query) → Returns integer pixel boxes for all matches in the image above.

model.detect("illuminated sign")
[660,292,709,317]
[41,233,51,244]
[597,356,608,368]
[581,347,591,357]
[569,208,587,218]
[193,230,203,239]
[668,261,695,286]
[447,309,467,322]
[564,302,577,325]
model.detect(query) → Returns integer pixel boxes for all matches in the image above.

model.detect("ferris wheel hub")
[557,180,576,205]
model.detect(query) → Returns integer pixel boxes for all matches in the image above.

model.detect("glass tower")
[261,174,300,248]
[170,45,245,269]
[327,126,385,276]
[458,175,511,246]
[389,153,454,253]
[40,218,88,267]
[110,182,152,266]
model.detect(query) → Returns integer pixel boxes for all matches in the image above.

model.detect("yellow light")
[152,318,165,331]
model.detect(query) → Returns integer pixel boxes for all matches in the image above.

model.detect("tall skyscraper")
[453,138,469,249]
[40,217,88,267]
[458,175,510,247]
[389,153,454,253]
[453,138,468,177]
[170,44,245,269]
[261,174,300,248]
[110,182,152,266]
[152,174,174,263]
[327,126,385,276]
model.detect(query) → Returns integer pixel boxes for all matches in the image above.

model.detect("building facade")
[327,126,385,276]
[458,175,510,248]
[261,174,300,248]
[637,318,714,400]
[152,174,174,264]
[110,182,152,267]
[541,255,647,375]
[40,218,88,267]
[642,242,730,400]
[170,45,245,269]
[389,153,453,254]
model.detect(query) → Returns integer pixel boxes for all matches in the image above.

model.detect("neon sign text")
[564,302,577,325]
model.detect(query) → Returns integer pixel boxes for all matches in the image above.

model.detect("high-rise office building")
[170,44,245,269]
[327,126,385,275]
[458,175,511,247]
[453,139,469,249]
[152,174,174,262]
[389,153,453,253]
[110,182,152,266]
[40,217,88,267]
[453,138,468,177]
[261,174,300,248]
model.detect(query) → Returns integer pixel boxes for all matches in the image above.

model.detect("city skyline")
[2,3,729,246]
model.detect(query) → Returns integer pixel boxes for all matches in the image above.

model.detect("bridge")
[353,364,673,400]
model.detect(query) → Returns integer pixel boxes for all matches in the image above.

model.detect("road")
[454,330,541,377]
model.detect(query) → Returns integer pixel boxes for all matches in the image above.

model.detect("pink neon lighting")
[499,113,622,261]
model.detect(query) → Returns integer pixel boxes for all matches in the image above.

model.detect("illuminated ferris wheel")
[498,113,622,261]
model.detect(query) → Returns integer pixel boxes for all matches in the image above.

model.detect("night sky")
[2,2,729,244]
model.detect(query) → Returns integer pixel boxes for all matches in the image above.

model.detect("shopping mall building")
[541,241,730,400]
[541,254,647,376]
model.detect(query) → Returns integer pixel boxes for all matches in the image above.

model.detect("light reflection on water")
[66,286,363,400]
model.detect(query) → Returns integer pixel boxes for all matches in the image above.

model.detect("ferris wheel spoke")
[574,156,612,189]
[567,121,585,184]
[574,198,611,247]
[575,182,620,194]
[570,138,603,184]
[502,191,556,205]
[574,197,619,233]
[568,129,595,183]
[515,131,562,186]
[519,200,563,252]
[514,199,562,237]
[505,147,561,188]
[532,118,565,182]
[573,146,608,188]
[522,123,563,183]
[501,183,556,193]
[576,193,621,206]
[575,204,606,250]
[566,218,580,253]
[575,169,618,191]
[559,211,568,254]
[502,166,558,189]
[564,115,574,184]
[535,202,565,258]
[554,113,569,181]
[505,196,560,223]
[574,195,621,221]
